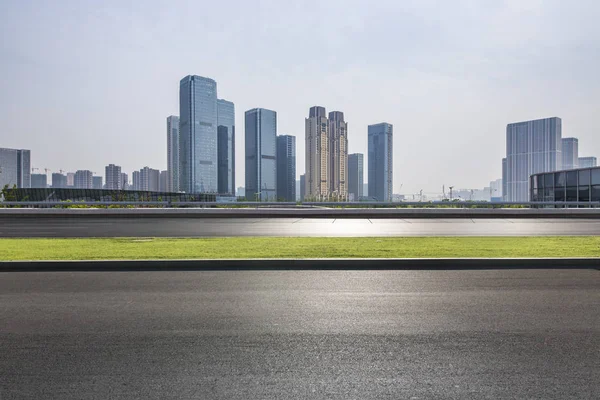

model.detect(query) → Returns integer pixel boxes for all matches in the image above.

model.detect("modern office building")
[105,164,122,190]
[579,157,597,168]
[299,174,306,201]
[159,170,168,192]
[139,167,160,192]
[348,153,364,201]
[166,115,180,192]
[502,158,507,201]
[74,170,93,189]
[121,173,129,190]
[92,176,103,190]
[305,106,329,200]
[368,123,393,202]
[179,75,218,193]
[245,108,277,201]
[562,138,579,170]
[505,117,562,202]
[31,173,47,188]
[490,178,503,201]
[328,111,348,200]
[66,172,75,187]
[0,147,30,188]
[51,173,67,188]
[217,99,235,195]
[531,166,600,204]
[276,135,296,202]
[132,171,141,191]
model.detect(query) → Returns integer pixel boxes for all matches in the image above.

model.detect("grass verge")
[0,237,599,260]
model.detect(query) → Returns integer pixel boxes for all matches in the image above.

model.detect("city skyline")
[2,1,600,194]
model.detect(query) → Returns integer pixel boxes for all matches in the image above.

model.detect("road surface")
[2,217,600,237]
[1,269,599,399]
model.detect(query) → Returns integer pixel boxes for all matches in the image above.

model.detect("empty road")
[1,269,599,399]
[2,217,600,237]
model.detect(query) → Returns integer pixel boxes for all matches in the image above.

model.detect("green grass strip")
[1,237,599,260]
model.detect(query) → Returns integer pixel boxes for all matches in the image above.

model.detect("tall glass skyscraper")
[328,111,348,200]
[166,116,180,192]
[217,99,235,195]
[277,135,296,202]
[179,75,218,193]
[348,153,364,201]
[368,123,393,202]
[0,147,30,188]
[562,137,579,170]
[245,108,277,201]
[505,117,561,202]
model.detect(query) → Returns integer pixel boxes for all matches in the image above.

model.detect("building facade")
[0,147,30,189]
[328,111,348,200]
[92,176,103,190]
[139,167,160,192]
[502,158,507,201]
[348,153,364,201]
[179,75,218,193]
[276,135,296,202]
[31,173,47,188]
[66,172,75,187]
[531,166,600,204]
[121,173,129,190]
[305,106,329,200]
[562,138,579,170]
[159,170,168,192]
[245,108,277,201]
[105,164,122,190]
[368,123,393,202]
[51,173,67,188]
[132,171,141,191]
[166,115,180,192]
[505,117,562,202]
[74,170,93,189]
[299,174,305,202]
[579,157,597,168]
[217,99,235,195]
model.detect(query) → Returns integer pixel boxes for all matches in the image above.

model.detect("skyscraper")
[348,153,364,201]
[179,75,218,193]
[132,171,141,191]
[305,106,329,200]
[139,167,160,192]
[277,135,296,202]
[217,99,235,195]
[368,123,393,202]
[166,116,180,192]
[0,148,30,188]
[502,158,507,201]
[328,111,348,200]
[299,174,305,202]
[31,173,47,188]
[159,170,168,192]
[92,176,103,190]
[121,173,129,190]
[51,173,67,188]
[562,137,579,170]
[74,170,93,189]
[579,156,597,168]
[505,117,561,202]
[105,164,122,190]
[245,108,277,201]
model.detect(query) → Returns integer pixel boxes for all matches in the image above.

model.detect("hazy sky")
[1,0,599,195]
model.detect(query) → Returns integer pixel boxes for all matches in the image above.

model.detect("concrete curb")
[1,258,599,272]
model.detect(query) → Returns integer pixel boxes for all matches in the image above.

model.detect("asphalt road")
[2,217,600,237]
[1,269,599,399]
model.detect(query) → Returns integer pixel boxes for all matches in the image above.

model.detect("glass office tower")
[245,108,277,201]
[179,75,218,193]
[217,99,235,195]
[368,123,393,202]
[277,135,296,202]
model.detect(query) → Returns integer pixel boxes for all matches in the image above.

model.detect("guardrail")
[0,201,599,208]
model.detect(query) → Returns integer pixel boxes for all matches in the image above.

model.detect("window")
[578,169,591,186]
[544,173,554,188]
[555,171,566,187]
[555,187,565,202]
[579,186,590,202]
[592,185,600,202]
[566,171,578,187]
[537,175,544,189]
[591,169,600,185]
[566,186,578,202]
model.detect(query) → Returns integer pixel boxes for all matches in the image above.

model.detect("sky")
[1,0,599,195]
